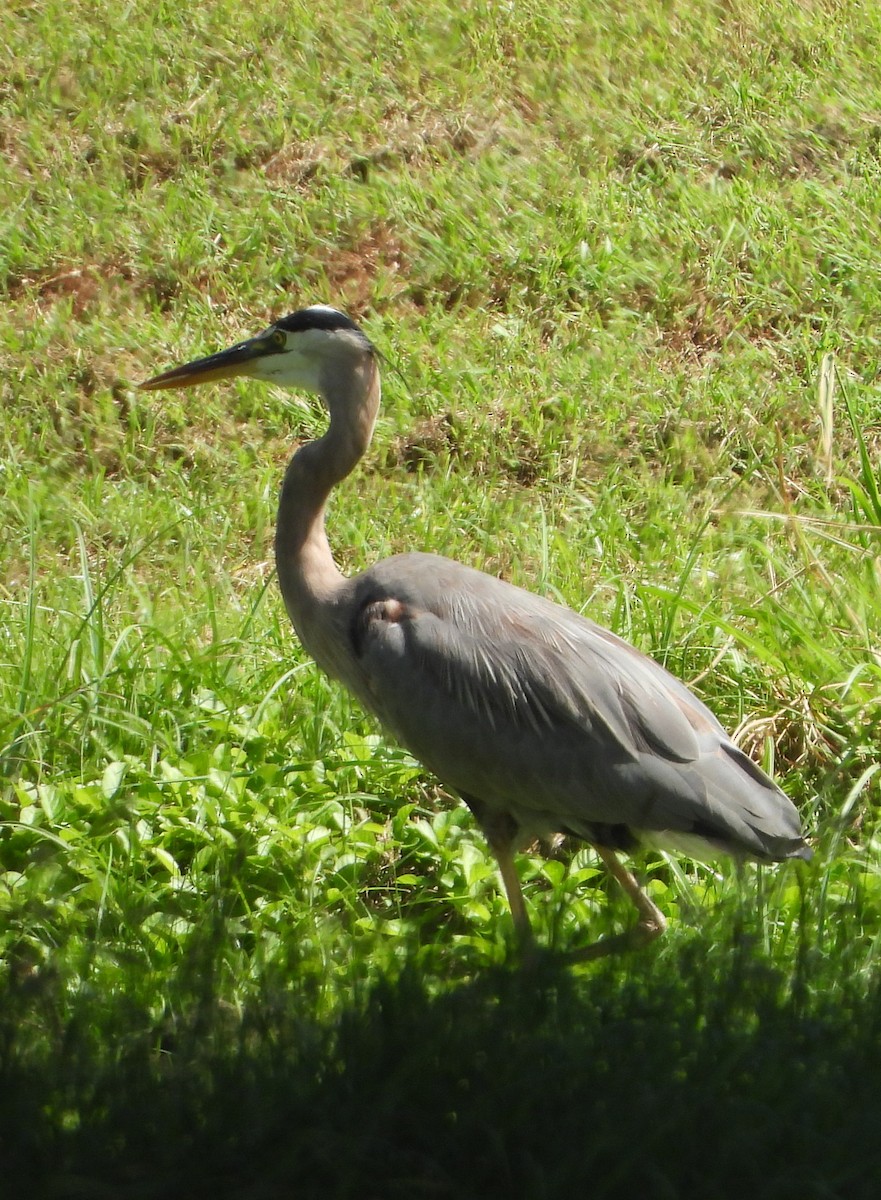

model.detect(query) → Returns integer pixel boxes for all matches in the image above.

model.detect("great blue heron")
[141,305,810,961]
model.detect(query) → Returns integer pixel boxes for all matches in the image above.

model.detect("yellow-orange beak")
[139,333,275,391]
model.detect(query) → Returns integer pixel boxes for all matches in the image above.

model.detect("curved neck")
[274,355,380,631]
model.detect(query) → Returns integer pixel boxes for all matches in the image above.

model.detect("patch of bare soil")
[5,264,115,319]
[385,414,459,473]
[313,221,410,313]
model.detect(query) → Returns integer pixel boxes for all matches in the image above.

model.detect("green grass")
[2,0,881,1194]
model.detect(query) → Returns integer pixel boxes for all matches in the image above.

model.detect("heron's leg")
[566,847,666,963]
[460,794,533,956]
[492,840,533,952]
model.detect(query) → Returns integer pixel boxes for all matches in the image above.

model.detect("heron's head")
[140,305,375,396]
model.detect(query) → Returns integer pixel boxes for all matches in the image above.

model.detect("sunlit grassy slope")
[2,0,881,1194]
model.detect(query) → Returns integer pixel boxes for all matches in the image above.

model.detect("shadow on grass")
[4,935,881,1200]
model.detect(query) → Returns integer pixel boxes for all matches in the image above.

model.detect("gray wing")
[346,553,808,862]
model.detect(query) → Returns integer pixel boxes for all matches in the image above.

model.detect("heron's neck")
[275,356,380,628]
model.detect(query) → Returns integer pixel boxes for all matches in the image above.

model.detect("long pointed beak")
[139,333,275,391]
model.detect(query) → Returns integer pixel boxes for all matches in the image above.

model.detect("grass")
[2,0,881,1194]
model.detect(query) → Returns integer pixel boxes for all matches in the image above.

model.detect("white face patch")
[291,326,340,354]
[250,339,322,391]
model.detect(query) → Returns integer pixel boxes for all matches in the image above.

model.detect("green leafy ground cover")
[2,1,881,1194]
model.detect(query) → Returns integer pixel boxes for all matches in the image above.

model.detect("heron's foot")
[563,911,667,964]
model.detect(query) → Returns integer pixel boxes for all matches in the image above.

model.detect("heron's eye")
[271,329,286,350]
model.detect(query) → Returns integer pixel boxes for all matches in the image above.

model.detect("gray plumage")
[346,553,805,860]
[142,305,810,962]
